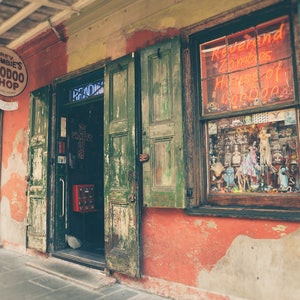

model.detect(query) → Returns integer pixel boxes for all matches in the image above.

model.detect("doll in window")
[259,126,272,167]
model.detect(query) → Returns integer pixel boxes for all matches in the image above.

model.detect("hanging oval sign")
[0,47,28,97]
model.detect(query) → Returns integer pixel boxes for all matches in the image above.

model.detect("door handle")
[59,177,65,217]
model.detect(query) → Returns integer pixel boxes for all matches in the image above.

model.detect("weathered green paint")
[104,54,140,277]
[141,37,186,208]
[27,86,51,252]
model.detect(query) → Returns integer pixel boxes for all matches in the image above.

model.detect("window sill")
[185,206,300,221]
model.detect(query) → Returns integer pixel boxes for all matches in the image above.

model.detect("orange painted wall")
[142,209,299,287]
[1,26,67,226]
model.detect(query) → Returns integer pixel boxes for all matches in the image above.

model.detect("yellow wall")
[66,0,254,72]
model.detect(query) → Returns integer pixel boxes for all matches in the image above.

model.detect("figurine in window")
[232,144,241,166]
[224,164,235,189]
[278,158,289,191]
[210,160,225,191]
[236,142,259,191]
[259,126,272,166]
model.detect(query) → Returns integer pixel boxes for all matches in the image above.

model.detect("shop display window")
[208,108,299,194]
[190,6,300,214]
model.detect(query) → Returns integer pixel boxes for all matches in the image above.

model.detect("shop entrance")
[53,72,105,269]
[28,57,141,276]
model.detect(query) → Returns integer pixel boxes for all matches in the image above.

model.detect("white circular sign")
[0,47,28,97]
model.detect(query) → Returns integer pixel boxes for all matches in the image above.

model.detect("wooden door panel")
[27,86,51,252]
[104,54,140,277]
[27,198,47,251]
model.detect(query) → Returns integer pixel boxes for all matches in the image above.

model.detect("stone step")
[26,256,116,290]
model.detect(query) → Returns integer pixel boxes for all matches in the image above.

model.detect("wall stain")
[197,229,300,300]
[2,173,27,222]
[142,209,299,287]
[1,129,28,222]
[126,28,179,53]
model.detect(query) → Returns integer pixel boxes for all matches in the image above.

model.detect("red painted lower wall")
[142,208,299,287]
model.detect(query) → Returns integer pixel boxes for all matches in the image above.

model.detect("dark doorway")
[53,70,105,269]
[54,94,105,269]
[67,100,104,248]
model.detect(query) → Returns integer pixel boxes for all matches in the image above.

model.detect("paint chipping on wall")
[197,230,300,300]
[272,224,287,235]
[2,173,27,221]
[0,197,26,247]
[2,129,27,182]
[207,221,217,229]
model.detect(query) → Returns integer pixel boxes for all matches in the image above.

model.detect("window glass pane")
[202,76,229,113]
[257,16,291,63]
[200,37,227,78]
[200,15,295,116]
[227,28,257,72]
[229,67,260,110]
[260,58,295,105]
[208,108,299,194]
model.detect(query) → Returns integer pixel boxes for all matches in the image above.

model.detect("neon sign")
[70,80,104,102]
[200,16,294,114]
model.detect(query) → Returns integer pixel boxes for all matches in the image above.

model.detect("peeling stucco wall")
[141,209,300,299]
[0,197,26,249]
[2,129,28,219]
[197,229,300,300]
[0,29,68,248]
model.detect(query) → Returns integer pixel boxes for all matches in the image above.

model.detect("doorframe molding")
[54,58,110,86]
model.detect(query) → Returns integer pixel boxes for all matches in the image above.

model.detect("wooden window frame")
[184,1,300,220]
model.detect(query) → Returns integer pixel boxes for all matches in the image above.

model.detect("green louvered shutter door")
[141,37,186,208]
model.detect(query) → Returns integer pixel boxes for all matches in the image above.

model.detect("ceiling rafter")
[25,0,71,11]
[0,0,97,49]
[0,2,42,36]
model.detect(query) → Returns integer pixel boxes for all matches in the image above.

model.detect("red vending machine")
[72,184,96,212]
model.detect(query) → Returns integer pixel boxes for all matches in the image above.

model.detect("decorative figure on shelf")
[224,164,235,189]
[259,126,272,167]
[232,144,241,166]
[211,160,225,191]
[278,158,289,191]
[236,143,259,191]
[224,145,232,167]
[289,161,298,191]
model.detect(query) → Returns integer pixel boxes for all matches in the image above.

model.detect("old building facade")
[1,0,300,299]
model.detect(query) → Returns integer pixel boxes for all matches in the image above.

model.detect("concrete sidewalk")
[0,247,170,300]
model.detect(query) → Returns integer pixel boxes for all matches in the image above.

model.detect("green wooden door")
[141,37,185,208]
[104,54,140,277]
[27,86,51,252]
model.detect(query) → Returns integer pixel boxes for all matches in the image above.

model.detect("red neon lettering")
[271,85,279,95]
[275,61,283,82]
[273,23,285,41]
[204,20,290,111]
[211,48,220,62]
[214,75,227,90]
[219,59,227,73]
